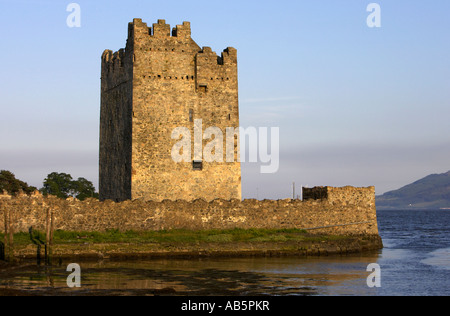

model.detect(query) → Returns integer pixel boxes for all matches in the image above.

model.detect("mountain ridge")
[376,171,450,210]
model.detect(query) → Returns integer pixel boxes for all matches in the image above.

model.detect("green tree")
[73,177,99,200]
[40,172,98,201]
[41,172,75,199]
[0,170,37,195]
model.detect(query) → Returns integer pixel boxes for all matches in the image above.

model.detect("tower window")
[193,161,203,171]
[189,109,194,122]
[198,85,207,93]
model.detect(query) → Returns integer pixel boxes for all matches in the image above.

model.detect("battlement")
[172,21,191,38]
[197,46,237,65]
[104,19,235,70]
[103,48,125,63]
[221,47,237,65]
[129,18,192,39]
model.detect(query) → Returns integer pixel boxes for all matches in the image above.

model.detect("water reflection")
[0,253,381,296]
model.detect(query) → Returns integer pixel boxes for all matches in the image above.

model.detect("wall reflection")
[0,253,381,296]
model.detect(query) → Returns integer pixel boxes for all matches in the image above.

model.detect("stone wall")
[0,187,379,236]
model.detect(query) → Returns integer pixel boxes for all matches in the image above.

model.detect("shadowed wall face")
[100,46,133,201]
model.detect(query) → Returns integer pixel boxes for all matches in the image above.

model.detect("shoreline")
[4,234,383,262]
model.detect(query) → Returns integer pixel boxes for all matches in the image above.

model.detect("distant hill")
[376,171,450,210]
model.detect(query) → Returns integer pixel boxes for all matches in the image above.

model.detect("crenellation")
[132,18,148,29]
[152,19,171,38]
[112,50,122,68]
[102,50,113,63]
[172,21,191,39]
[222,47,238,64]
[201,46,214,54]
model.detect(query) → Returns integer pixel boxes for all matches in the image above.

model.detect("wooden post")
[45,207,50,265]
[29,226,43,265]
[49,211,54,265]
[3,207,8,262]
[4,207,15,263]
[45,208,54,266]
[8,208,14,262]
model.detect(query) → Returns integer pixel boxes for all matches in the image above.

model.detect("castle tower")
[100,19,241,202]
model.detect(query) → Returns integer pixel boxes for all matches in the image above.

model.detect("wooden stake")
[3,208,8,262]
[45,208,49,265]
[9,208,13,262]
[6,208,14,263]
[49,211,54,265]
[45,208,53,266]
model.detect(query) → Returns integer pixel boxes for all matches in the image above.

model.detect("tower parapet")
[126,18,192,41]
[172,21,191,39]
[152,19,171,37]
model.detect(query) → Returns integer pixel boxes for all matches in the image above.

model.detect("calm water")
[0,210,449,296]
[374,210,449,296]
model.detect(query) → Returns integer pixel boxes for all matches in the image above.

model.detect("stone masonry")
[0,187,380,236]
[100,19,241,202]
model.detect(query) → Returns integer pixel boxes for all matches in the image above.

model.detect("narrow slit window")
[189,109,194,122]
[193,161,203,171]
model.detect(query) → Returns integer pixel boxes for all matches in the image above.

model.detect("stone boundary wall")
[0,186,379,236]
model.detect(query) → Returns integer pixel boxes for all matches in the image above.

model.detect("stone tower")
[100,19,241,202]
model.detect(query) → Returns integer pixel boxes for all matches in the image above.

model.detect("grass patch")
[205,234,234,243]
[3,228,316,246]
[250,235,289,242]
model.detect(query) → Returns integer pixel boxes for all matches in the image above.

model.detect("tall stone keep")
[100,19,241,202]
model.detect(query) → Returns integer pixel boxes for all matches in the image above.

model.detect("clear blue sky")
[1,0,449,199]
